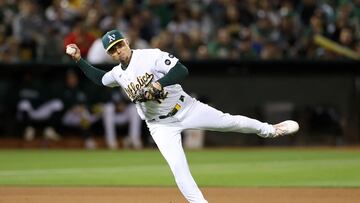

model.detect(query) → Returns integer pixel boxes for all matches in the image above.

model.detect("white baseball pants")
[102,103,142,149]
[146,99,275,203]
[17,99,63,120]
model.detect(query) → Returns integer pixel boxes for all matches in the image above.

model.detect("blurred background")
[0,0,359,149]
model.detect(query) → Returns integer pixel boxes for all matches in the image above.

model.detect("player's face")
[107,40,131,62]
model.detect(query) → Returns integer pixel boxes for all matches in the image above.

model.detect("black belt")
[156,95,185,120]
[159,103,181,119]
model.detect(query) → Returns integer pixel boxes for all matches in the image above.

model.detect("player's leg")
[17,99,36,140]
[125,104,142,149]
[17,99,63,141]
[146,121,208,203]
[180,100,288,138]
[105,103,143,149]
[62,107,96,149]
[102,102,118,149]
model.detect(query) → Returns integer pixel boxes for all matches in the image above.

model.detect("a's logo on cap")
[108,34,116,43]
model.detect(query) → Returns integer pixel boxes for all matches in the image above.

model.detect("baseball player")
[66,30,299,203]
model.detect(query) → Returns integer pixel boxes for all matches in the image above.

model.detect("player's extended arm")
[66,44,106,86]
[76,58,106,86]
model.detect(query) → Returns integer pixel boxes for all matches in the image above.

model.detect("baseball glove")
[133,83,168,103]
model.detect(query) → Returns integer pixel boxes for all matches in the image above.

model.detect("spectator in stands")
[238,27,258,59]
[278,10,301,58]
[260,41,283,59]
[300,9,328,58]
[206,0,228,29]
[64,17,96,58]
[195,44,210,59]
[338,26,356,48]
[60,69,101,149]
[138,8,161,42]
[44,0,74,35]
[0,26,19,63]
[223,5,242,41]
[102,89,143,150]
[150,30,173,53]
[188,28,206,58]
[351,1,360,36]
[17,72,63,141]
[100,7,129,36]
[251,12,280,55]
[12,0,46,61]
[257,0,281,28]
[145,0,172,29]
[127,26,150,49]
[356,40,360,54]
[299,0,318,26]
[166,8,194,37]
[208,27,238,59]
[187,3,213,42]
[173,33,191,60]
[0,0,17,27]
[84,8,103,38]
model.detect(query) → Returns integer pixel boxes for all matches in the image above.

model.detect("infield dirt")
[0,187,359,203]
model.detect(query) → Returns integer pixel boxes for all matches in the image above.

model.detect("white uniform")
[101,49,275,203]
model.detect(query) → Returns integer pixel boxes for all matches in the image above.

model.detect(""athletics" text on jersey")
[124,72,154,100]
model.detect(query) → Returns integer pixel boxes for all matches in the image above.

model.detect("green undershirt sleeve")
[76,58,106,86]
[157,61,189,87]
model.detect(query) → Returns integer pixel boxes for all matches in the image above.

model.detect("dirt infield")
[0,187,359,203]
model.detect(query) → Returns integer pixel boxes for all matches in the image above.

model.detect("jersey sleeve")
[102,71,119,87]
[154,49,179,74]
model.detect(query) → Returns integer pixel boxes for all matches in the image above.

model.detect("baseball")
[66,46,76,55]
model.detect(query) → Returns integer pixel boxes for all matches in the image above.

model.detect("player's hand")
[152,82,162,91]
[144,82,163,100]
[133,82,168,103]
[65,44,81,62]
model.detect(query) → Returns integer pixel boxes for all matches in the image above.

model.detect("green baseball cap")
[102,30,125,51]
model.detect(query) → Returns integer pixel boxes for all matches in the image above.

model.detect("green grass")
[0,148,359,187]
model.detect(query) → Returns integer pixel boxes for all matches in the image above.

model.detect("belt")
[151,95,185,121]
[159,103,181,119]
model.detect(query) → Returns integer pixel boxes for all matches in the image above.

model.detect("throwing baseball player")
[66,30,299,203]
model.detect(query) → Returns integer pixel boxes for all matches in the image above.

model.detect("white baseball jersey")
[101,49,193,120]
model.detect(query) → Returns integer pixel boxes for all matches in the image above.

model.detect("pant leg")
[17,100,36,128]
[126,104,142,148]
[17,99,63,132]
[28,99,63,120]
[180,100,274,137]
[146,121,208,203]
[104,103,142,149]
[62,108,92,139]
[103,103,118,148]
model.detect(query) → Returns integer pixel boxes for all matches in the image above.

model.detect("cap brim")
[106,39,125,51]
